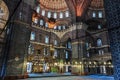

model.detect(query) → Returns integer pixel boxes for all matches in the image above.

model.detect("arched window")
[36,6,40,13]
[54,12,57,18]
[65,11,69,17]
[58,26,61,30]
[54,40,57,46]
[54,26,57,29]
[40,19,44,26]
[66,51,68,59]
[98,25,102,29]
[86,42,89,48]
[30,32,35,40]
[63,25,66,29]
[45,22,48,28]
[97,38,102,47]
[47,11,51,18]
[34,18,38,24]
[19,12,22,20]
[68,42,71,49]
[98,11,103,18]
[59,12,63,18]
[54,49,57,57]
[92,12,96,18]
[66,38,71,49]
[45,36,49,44]
[41,10,45,16]
[98,49,104,55]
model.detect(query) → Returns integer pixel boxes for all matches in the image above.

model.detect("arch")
[59,12,63,18]
[47,11,51,18]
[97,38,102,47]
[53,12,57,19]
[39,19,44,26]
[36,6,40,13]
[61,31,72,42]
[0,1,9,30]
[67,37,72,42]
[65,11,69,17]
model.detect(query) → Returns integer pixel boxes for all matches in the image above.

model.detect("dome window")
[92,12,96,18]
[41,10,45,16]
[98,11,103,18]
[59,12,63,18]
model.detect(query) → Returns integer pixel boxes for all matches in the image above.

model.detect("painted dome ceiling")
[0,1,9,36]
[32,0,105,30]
[39,0,68,12]
[90,0,104,9]
[32,0,71,29]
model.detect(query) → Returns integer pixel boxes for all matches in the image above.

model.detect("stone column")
[6,22,30,76]
[104,0,120,80]
[1,0,32,77]
[72,42,79,59]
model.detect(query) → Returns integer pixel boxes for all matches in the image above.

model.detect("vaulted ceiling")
[65,0,92,22]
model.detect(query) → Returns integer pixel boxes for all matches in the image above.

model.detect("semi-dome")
[0,1,9,30]
[39,0,68,12]
[90,0,104,9]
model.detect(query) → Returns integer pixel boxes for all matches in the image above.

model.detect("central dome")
[39,0,68,12]
[32,0,71,30]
